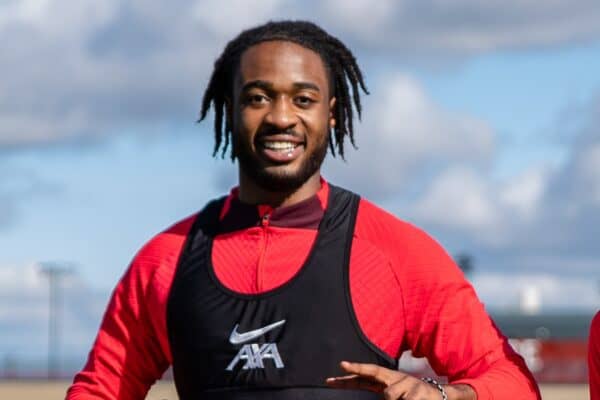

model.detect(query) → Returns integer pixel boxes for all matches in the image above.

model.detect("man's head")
[199,20,367,192]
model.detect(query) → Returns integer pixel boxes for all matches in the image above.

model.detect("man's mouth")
[261,141,301,152]
[256,135,305,163]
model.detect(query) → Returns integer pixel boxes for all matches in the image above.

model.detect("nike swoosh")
[229,319,286,345]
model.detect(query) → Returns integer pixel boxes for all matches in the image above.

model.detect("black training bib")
[167,185,396,399]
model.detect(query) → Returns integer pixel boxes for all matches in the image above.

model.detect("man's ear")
[329,97,336,128]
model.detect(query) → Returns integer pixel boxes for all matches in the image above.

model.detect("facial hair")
[234,129,329,193]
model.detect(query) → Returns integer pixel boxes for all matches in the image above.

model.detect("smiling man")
[228,39,333,204]
[67,21,541,400]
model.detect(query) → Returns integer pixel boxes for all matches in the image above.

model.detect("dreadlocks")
[199,20,368,160]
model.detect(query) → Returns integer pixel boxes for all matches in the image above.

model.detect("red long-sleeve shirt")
[590,311,600,400]
[67,180,540,399]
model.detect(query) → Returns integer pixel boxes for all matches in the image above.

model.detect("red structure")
[399,312,593,383]
[510,339,588,383]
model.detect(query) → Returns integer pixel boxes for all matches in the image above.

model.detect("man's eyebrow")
[241,80,321,92]
[293,82,320,92]
[241,80,273,92]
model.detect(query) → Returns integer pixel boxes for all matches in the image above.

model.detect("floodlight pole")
[39,262,72,380]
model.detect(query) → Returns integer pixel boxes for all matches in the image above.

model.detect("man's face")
[230,40,335,192]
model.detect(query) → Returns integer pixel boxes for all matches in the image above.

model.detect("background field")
[0,380,590,400]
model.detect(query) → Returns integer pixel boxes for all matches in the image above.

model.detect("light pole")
[39,262,73,380]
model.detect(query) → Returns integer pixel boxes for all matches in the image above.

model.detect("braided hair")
[199,20,368,160]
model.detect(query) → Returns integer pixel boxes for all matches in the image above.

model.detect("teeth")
[263,141,297,151]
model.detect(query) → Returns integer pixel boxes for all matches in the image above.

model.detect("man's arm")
[66,260,170,399]
[398,227,541,400]
[349,200,540,399]
[327,361,476,400]
[66,217,194,399]
[328,255,539,399]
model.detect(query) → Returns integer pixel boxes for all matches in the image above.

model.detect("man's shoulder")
[355,197,430,244]
[355,198,458,274]
[133,213,199,266]
[134,195,229,264]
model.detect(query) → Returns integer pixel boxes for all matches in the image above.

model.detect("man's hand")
[326,361,476,400]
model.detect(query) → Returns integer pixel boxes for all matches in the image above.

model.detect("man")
[67,21,540,399]
[590,311,600,400]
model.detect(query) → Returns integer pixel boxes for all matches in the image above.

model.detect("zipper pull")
[261,213,270,227]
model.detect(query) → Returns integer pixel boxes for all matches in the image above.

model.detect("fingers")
[338,361,407,386]
[326,362,435,400]
[381,381,424,400]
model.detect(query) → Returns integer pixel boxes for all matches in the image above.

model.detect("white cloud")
[574,143,600,204]
[374,75,493,159]
[412,166,499,231]
[325,73,495,197]
[0,0,118,38]
[0,110,90,147]
[0,0,212,148]
[499,167,548,220]
[0,263,45,293]
[375,93,600,281]
[0,0,598,300]
[193,0,286,38]
[0,263,107,358]
[2,0,600,149]
[0,194,17,228]
[320,0,398,39]
[0,165,64,230]
[407,164,551,242]
[321,0,600,52]
[472,272,600,311]
[0,0,51,28]
[328,73,599,280]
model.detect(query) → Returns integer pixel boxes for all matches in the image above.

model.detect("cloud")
[0,263,107,361]
[1,0,598,290]
[386,92,600,280]
[0,164,64,230]
[318,70,599,284]
[528,95,600,255]
[3,0,600,150]
[499,167,547,220]
[324,73,495,198]
[192,0,287,38]
[321,0,600,53]
[407,164,551,246]
[413,167,502,231]
[0,194,17,228]
[472,272,600,311]
[320,0,398,39]
[0,0,213,149]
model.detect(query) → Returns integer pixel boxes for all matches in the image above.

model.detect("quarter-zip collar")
[218,178,329,233]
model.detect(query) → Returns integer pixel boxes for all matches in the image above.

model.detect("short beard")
[234,135,329,193]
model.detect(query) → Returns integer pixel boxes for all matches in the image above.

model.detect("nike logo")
[229,320,286,345]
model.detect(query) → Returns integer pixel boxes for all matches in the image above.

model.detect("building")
[398,311,594,383]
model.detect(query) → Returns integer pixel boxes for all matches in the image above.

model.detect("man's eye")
[247,94,268,104]
[295,96,314,107]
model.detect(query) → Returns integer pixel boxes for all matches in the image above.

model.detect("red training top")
[590,311,600,400]
[67,179,540,400]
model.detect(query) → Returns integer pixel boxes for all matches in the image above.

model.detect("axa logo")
[226,319,285,371]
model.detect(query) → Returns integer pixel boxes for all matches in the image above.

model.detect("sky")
[1,0,599,367]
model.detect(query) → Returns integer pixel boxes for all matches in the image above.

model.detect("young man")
[67,21,540,400]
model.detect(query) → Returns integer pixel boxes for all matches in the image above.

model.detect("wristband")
[421,377,448,400]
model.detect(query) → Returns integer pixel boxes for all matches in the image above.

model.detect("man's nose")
[264,97,297,129]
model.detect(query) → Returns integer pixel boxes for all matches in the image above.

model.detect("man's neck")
[237,171,322,208]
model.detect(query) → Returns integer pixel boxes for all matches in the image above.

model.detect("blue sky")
[1,0,600,364]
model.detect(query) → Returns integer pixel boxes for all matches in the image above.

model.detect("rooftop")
[490,312,595,339]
